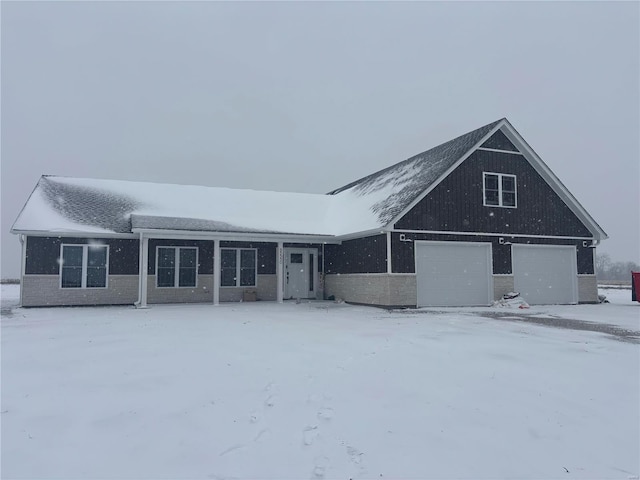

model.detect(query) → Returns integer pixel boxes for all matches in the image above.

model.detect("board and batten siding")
[391,232,594,275]
[324,234,387,274]
[25,236,139,275]
[394,148,592,238]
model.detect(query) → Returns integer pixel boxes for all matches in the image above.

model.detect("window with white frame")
[60,244,109,288]
[221,248,257,287]
[483,172,517,207]
[156,247,198,288]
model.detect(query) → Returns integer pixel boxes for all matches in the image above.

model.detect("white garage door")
[512,245,577,305]
[415,241,493,307]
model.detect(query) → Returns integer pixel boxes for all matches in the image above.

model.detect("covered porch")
[134,227,338,308]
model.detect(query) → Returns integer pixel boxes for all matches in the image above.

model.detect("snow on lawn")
[1,286,639,480]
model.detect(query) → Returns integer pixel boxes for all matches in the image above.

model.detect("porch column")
[19,234,26,307]
[386,231,392,274]
[213,239,220,306]
[138,234,149,308]
[276,241,284,303]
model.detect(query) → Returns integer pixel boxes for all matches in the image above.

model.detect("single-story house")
[11,118,607,308]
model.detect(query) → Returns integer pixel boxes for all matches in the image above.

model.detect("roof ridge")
[327,119,504,195]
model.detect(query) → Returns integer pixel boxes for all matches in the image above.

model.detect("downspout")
[135,232,143,307]
[322,243,325,300]
[386,231,392,274]
[213,239,220,306]
[277,241,284,303]
[18,234,26,307]
[590,238,600,279]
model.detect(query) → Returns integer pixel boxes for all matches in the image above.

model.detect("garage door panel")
[416,242,492,307]
[512,245,577,305]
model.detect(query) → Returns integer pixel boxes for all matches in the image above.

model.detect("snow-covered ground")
[1,284,638,480]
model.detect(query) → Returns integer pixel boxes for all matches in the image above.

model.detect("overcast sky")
[1,1,638,278]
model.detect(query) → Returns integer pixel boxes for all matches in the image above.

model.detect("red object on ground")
[632,272,640,302]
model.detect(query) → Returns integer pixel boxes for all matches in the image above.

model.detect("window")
[221,248,257,287]
[156,247,198,287]
[60,244,108,288]
[483,172,517,207]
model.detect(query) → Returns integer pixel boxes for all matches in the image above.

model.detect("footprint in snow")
[254,428,271,443]
[303,425,319,446]
[219,444,245,457]
[317,407,334,421]
[347,445,365,468]
[311,455,330,479]
[249,410,261,424]
[264,395,276,408]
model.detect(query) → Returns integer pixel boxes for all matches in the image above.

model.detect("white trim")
[136,233,149,308]
[386,231,392,274]
[387,121,505,228]
[391,228,594,240]
[155,246,199,288]
[213,239,220,306]
[277,242,284,303]
[414,240,494,307]
[476,147,523,155]
[283,247,318,299]
[219,248,257,288]
[483,172,517,208]
[132,228,339,244]
[386,120,608,241]
[414,239,495,275]
[334,229,387,242]
[323,272,416,276]
[577,274,597,277]
[19,235,26,307]
[12,230,137,239]
[511,243,578,304]
[59,243,109,289]
[499,121,608,240]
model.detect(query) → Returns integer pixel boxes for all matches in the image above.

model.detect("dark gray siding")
[391,232,594,274]
[25,236,139,275]
[324,235,387,274]
[481,130,520,152]
[148,240,214,275]
[394,149,593,238]
[221,241,277,275]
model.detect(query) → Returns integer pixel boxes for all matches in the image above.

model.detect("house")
[11,118,607,308]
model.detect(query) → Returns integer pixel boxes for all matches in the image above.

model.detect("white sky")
[1,1,639,278]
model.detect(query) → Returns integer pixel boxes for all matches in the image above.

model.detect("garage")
[512,244,578,305]
[415,241,493,307]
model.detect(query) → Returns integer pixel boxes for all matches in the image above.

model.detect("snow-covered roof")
[328,119,503,225]
[11,118,607,240]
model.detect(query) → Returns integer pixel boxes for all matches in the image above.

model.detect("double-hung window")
[483,172,517,207]
[156,247,198,288]
[221,248,257,287]
[60,244,108,288]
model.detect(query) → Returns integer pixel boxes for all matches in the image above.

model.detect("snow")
[12,175,400,237]
[13,187,115,234]
[1,284,638,479]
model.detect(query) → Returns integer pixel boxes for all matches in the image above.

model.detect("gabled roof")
[11,118,607,240]
[12,176,339,237]
[328,119,503,225]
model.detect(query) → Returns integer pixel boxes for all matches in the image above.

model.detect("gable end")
[480,129,520,152]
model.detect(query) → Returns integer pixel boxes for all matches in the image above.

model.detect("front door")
[284,248,317,299]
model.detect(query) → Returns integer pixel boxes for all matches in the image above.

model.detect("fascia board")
[10,229,138,239]
[500,120,609,240]
[333,228,389,242]
[132,228,341,244]
[384,120,507,229]
[10,176,44,234]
